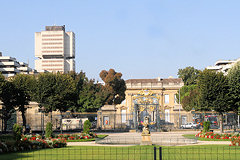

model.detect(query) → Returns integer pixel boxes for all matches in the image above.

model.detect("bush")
[203,121,210,133]
[13,123,22,142]
[45,122,53,138]
[83,120,91,134]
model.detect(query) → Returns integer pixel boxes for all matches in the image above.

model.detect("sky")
[0,0,240,81]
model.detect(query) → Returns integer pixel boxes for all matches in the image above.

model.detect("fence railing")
[1,146,239,160]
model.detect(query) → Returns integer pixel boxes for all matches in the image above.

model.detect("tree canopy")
[197,69,230,133]
[10,74,35,131]
[100,69,126,105]
[227,61,240,113]
[178,85,198,112]
[177,66,201,85]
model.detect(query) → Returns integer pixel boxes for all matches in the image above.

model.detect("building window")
[165,109,170,122]
[103,116,109,125]
[164,94,169,104]
[174,94,177,104]
[121,110,126,123]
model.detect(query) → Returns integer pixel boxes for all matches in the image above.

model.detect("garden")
[0,120,106,154]
[183,121,240,146]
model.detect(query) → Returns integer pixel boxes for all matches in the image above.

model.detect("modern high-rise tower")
[35,25,75,73]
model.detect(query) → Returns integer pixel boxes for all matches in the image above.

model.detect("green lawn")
[0,145,239,160]
[183,134,231,141]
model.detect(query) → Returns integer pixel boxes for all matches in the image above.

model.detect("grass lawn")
[183,134,231,141]
[66,135,108,142]
[0,145,239,160]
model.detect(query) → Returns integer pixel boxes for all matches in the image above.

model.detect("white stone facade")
[35,25,75,73]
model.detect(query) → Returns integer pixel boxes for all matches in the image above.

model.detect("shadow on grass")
[0,152,32,160]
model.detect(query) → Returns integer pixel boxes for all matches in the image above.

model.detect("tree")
[228,61,240,113]
[177,66,201,85]
[178,85,199,112]
[99,69,126,105]
[197,69,230,133]
[77,79,105,112]
[10,74,35,132]
[227,61,240,130]
[0,74,17,132]
[48,73,76,113]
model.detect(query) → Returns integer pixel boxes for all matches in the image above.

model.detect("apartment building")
[35,25,75,73]
[0,52,32,77]
[206,58,240,75]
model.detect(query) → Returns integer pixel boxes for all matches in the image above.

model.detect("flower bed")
[195,132,240,146]
[56,132,97,141]
[0,134,66,154]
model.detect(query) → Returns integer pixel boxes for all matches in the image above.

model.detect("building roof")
[125,78,183,84]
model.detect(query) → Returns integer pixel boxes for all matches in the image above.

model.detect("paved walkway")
[67,131,231,146]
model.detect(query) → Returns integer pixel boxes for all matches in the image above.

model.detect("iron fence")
[0,146,240,160]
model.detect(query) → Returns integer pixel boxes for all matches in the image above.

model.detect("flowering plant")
[195,131,240,144]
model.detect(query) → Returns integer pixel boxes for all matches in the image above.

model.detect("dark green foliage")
[11,74,35,131]
[0,73,17,132]
[45,122,53,138]
[178,66,201,85]
[197,69,230,133]
[77,79,105,112]
[228,61,240,113]
[99,69,126,105]
[34,73,76,113]
[13,123,22,142]
[177,85,198,111]
[83,120,91,134]
[203,121,210,133]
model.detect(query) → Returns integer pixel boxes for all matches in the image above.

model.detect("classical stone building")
[98,77,193,131]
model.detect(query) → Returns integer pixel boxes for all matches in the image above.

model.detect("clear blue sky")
[1,0,240,81]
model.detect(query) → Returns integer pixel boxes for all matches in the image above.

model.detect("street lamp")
[38,105,45,137]
[179,88,181,128]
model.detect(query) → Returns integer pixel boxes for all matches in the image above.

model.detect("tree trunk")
[3,118,7,133]
[219,113,223,134]
[20,106,26,133]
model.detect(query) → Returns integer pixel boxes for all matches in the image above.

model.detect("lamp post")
[38,105,45,137]
[179,88,181,128]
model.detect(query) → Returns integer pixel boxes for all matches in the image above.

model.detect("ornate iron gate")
[132,90,160,131]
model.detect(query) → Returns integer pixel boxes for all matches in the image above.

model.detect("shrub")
[203,121,210,133]
[13,123,22,142]
[45,122,53,138]
[83,120,91,134]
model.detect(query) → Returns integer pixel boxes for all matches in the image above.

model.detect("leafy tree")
[33,73,76,122]
[77,79,105,112]
[68,71,87,112]
[34,72,57,112]
[10,74,35,132]
[99,69,126,105]
[178,85,199,111]
[177,66,201,85]
[48,73,76,113]
[197,69,230,133]
[228,61,240,113]
[0,74,17,132]
[227,61,240,130]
